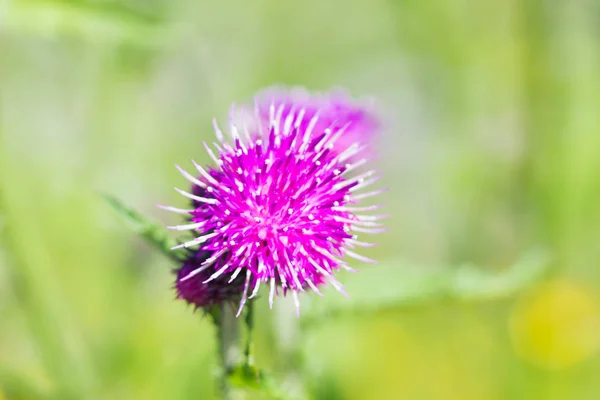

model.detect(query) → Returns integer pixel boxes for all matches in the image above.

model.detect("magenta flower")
[161,89,386,316]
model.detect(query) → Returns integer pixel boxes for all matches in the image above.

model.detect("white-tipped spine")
[268,277,276,309]
[236,270,252,317]
[203,263,230,283]
[176,164,206,188]
[174,187,219,205]
[171,232,219,249]
[167,221,206,231]
[213,118,225,143]
[156,204,193,214]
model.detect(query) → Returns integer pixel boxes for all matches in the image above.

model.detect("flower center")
[257,227,269,240]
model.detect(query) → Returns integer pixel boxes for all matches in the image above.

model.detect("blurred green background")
[2,0,600,399]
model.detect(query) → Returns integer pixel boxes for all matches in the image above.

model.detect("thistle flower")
[161,89,386,316]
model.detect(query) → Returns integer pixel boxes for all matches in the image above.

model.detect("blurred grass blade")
[0,366,50,400]
[4,1,166,48]
[448,250,552,300]
[302,249,552,324]
[1,118,96,398]
[102,194,186,260]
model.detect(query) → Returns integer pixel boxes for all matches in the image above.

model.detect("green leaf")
[101,194,186,260]
[301,249,553,325]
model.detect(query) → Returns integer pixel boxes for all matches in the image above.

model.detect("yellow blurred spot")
[510,280,600,369]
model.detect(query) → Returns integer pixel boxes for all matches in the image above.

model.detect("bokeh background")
[2,0,600,399]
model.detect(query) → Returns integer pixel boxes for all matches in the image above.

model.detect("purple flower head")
[175,250,246,310]
[253,87,381,162]
[161,89,386,316]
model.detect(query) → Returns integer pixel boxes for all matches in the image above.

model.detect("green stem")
[209,301,296,400]
[213,304,241,400]
[244,300,254,367]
